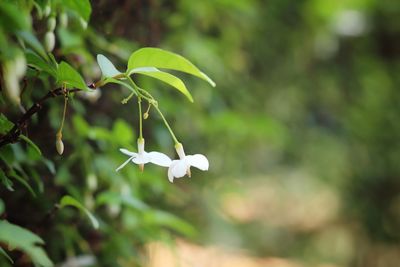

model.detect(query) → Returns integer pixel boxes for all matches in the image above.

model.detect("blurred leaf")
[144,210,196,237]
[8,171,36,197]
[57,61,88,90]
[0,220,53,267]
[19,134,42,156]
[63,0,92,21]
[127,47,215,87]
[97,192,148,211]
[132,67,193,102]
[72,114,90,136]
[0,247,13,264]
[0,169,14,192]
[60,195,99,229]
[0,114,13,134]
[112,119,134,145]
[0,3,29,32]
[17,31,48,60]
[97,54,122,78]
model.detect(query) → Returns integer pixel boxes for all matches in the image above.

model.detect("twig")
[0,84,96,148]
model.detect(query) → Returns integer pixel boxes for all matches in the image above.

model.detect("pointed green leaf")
[60,195,99,229]
[57,61,88,90]
[19,134,42,156]
[127,47,215,87]
[26,50,57,77]
[97,54,122,78]
[0,220,53,267]
[131,67,193,102]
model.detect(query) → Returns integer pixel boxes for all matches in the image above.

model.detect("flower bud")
[143,112,149,119]
[2,52,26,105]
[59,13,68,28]
[47,17,56,31]
[87,173,98,191]
[56,133,64,155]
[44,31,55,52]
[43,5,51,17]
[79,17,88,30]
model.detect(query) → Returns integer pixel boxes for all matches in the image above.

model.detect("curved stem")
[153,105,179,145]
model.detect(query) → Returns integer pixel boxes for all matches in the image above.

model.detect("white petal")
[186,154,209,171]
[171,160,188,178]
[116,157,134,172]
[119,148,137,157]
[168,160,179,182]
[147,151,172,167]
[132,154,150,165]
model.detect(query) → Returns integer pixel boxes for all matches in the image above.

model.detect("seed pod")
[44,31,55,52]
[143,112,149,119]
[59,12,68,28]
[56,138,64,155]
[47,17,56,31]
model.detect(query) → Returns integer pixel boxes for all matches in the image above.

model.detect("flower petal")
[168,160,179,182]
[172,160,188,178]
[168,160,187,182]
[116,156,134,172]
[132,155,150,165]
[147,151,172,167]
[186,154,209,171]
[119,148,137,157]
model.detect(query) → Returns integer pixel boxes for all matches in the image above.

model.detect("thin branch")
[0,84,96,148]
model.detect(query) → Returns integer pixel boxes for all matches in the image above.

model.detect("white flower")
[168,143,209,183]
[116,138,172,172]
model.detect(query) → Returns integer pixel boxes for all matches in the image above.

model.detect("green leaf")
[19,135,42,156]
[104,77,136,93]
[63,0,92,21]
[132,67,193,102]
[0,247,13,264]
[0,220,53,267]
[0,3,30,32]
[17,31,48,60]
[0,114,14,134]
[60,195,99,229]
[26,50,56,77]
[127,47,215,87]
[8,171,36,197]
[97,54,122,78]
[0,170,14,192]
[57,61,88,90]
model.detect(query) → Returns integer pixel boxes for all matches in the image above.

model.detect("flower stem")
[57,85,68,136]
[124,74,179,144]
[153,105,179,145]
[138,97,143,139]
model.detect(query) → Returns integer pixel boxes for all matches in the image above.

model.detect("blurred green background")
[1,0,400,266]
